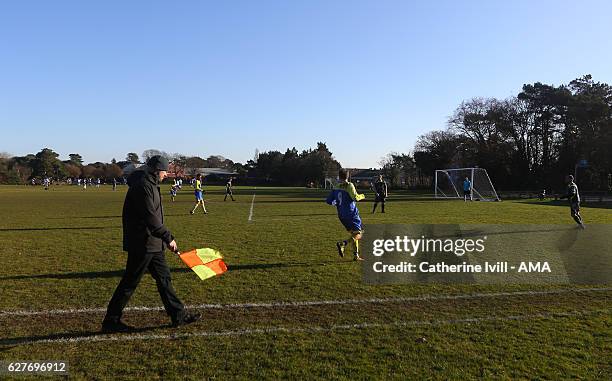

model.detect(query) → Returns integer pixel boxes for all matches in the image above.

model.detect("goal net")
[324,177,336,189]
[435,168,500,201]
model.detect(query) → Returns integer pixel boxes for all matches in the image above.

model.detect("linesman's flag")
[179,248,227,280]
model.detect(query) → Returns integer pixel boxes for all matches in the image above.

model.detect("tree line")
[2,75,610,190]
[0,143,341,187]
[381,75,612,191]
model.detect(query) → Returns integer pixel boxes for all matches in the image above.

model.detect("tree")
[185,156,206,175]
[170,154,187,178]
[68,154,83,166]
[142,149,170,163]
[126,153,140,164]
[105,164,123,179]
[379,153,416,187]
[64,163,82,178]
[32,148,64,178]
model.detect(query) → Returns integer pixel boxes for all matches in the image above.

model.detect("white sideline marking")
[248,189,256,222]
[6,309,609,345]
[1,287,610,317]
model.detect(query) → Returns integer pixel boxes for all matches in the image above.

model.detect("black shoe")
[172,312,201,328]
[336,241,345,258]
[101,319,134,333]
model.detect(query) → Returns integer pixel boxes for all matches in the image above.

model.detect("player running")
[170,183,178,202]
[224,177,235,201]
[560,174,585,229]
[190,173,208,214]
[326,168,366,261]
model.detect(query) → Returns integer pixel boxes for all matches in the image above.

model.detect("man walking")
[102,155,200,332]
[224,177,235,201]
[560,174,585,229]
[372,175,388,213]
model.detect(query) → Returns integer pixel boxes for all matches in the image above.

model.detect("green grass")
[0,185,610,380]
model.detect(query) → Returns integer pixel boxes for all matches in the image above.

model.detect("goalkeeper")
[559,174,585,228]
[326,168,365,261]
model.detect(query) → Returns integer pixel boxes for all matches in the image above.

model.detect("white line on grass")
[1,287,610,317]
[5,309,609,345]
[248,188,256,222]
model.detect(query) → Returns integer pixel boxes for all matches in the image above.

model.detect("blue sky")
[1,0,611,167]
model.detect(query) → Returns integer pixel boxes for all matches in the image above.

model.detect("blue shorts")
[195,190,203,201]
[340,215,362,232]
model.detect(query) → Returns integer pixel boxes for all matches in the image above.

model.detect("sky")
[1,0,611,168]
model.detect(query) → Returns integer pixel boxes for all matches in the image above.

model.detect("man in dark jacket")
[372,175,388,213]
[102,155,200,332]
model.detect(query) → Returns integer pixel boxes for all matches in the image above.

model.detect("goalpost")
[324,177,336,189]
[435,168,500,201]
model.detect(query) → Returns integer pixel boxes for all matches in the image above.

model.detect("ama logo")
[518,262,551,272]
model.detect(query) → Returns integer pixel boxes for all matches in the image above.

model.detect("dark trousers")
[224,191,234,201]
[104,251,184,322]
[373,195,386,213]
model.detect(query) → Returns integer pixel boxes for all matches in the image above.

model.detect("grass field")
[0,185,610,380]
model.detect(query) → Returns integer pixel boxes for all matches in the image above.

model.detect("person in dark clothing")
[102,155,200,333]
[372,175,388,213]
[559,174,585,229]
[224,177,235,201]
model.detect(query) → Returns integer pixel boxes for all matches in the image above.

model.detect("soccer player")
[560,174,585,228]
[112,177,117,191]
[224,177,235,201]
[190,173,208,214]
[169,184,178,202]
[463,177,472,202]
[326,168,365,261]
[372,175,388,213]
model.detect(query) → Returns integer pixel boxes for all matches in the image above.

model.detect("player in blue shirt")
[463,177,472,202]
[190,174,208,214]
[326,169,365,261]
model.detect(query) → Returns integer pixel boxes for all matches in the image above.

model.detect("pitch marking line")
[4,309,609,346]
[1,287,610,317]
[248,188,256,222]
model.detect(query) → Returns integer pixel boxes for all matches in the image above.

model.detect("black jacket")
[122,167,174,253]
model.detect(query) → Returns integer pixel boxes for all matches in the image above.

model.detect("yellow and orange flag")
[178,248,227,280]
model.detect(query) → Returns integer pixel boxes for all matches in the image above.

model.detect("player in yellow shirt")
[190,173,208,214]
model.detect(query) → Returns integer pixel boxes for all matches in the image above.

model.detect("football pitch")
[0,185,610,379]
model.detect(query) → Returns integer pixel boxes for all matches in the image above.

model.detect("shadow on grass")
[0,226,120,232]
[518,200,612,210]
[0,261,353,281]
[256,213,336,218]
[46,213,193,220]
[0,325,164,347]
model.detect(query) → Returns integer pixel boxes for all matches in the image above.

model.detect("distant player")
[190,174,208,214]
[560,175,585,229]
[112,177,117,191]
[43,177,50,190]
[463,177,472,202]
[372,175,388,213]
[170,184,178,202]
[224,177,235,201]
[326,168,365,261]
[538,189,546,201]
